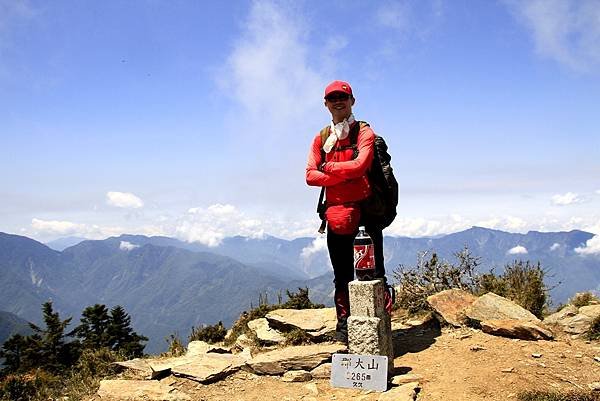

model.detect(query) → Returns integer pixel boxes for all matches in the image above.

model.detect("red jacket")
[306,122,374,233]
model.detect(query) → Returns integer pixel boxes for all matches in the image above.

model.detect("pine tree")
[0,334,39,374]
[107,305,147,358]
[72,304,111,349]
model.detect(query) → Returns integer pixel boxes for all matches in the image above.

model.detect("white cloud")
[31,218,86,235]
[475,215,528,232]
[575,235,600,255]
[30,218,165,242]
[508,245,528,255]
[550,242,561,251]
[505,0,600,73]
[219,0,325,125]
[176,203,267,247]
[596,190,600,195]
[119,241,139,251]
[301,236,328,260]
[551,192,581,206]
[106,191,144,209]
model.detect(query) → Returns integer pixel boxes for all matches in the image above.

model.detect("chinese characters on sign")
[330,353,388,391]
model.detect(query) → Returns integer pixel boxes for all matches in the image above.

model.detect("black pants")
[327,226,386,291]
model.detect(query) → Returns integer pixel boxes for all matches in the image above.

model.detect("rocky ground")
[90,313,600,401]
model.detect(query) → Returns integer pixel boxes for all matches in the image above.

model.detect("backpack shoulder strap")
[349,121,370,145]
[319,126,330,163]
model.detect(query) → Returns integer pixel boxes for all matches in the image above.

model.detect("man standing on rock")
[306,80,390,343]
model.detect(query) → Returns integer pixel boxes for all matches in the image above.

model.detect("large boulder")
[544,304,600,337]
[244,343,345,375]
[465,293,539,324]
[580,304,600,319]
[247,318,286,344]
[265,308,337,338]
[480,319,553,340]
[543,305,578,325]
[427,289,477,327]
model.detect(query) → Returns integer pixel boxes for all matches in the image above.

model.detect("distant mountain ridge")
[0,310,33,345]
[1,227,598,353]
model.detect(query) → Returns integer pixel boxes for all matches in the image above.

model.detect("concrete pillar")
[348,279,394,374]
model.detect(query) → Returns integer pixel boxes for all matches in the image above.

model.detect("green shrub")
[393,248,480,313]
[570,292,599,308]
[283,328,312,346]
[587,315,600,341]
[224,287,323,346]
[163,333,186,357]
[281,288,325,309]
[0,371,60,401]
[224,304,276,347]
[62,348,119,400]
[478,260,548,318]
[189,321,227,344]
[518,390,600,401]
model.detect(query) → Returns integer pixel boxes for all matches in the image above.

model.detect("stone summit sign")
[331,353,388,391]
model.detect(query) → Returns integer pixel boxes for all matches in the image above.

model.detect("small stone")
[378,382,419,401]
[470,345,486,352]
[594,356,600,363]
[531,353,543,358]
[574,354,584,358]
[391,373,424,385]
[282,370,312,382]
[304,382,319,395]
[310,363,331,379]
[588,382,600,391]
[501,367,515,373]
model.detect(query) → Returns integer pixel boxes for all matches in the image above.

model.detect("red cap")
[324,80,353,98]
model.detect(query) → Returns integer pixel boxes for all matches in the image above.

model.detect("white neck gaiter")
[323,113,356,154]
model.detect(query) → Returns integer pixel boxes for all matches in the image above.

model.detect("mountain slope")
[1,227,598,353]
[0,310,33,345]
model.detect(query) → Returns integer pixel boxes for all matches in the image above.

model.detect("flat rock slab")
[97,379,190,401]
[170,353,247,383]
[245,343,345,375]
[378,381,420,401]
[248,317,286,344]
[265,308,336,337]
[481,319,554,340]
[465,292,539,324]
[149,353,246,384]
[427,289,477,327]
[186,340,230,356]
[114,358,154,375]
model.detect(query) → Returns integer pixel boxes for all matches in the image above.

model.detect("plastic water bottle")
[354,226,375,281]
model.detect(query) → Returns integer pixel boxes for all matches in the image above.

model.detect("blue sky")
[1,0,599,253]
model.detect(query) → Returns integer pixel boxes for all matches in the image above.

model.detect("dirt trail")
[95,318,600,401]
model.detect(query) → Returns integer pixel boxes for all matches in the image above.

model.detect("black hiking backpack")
[317,121,398,232]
